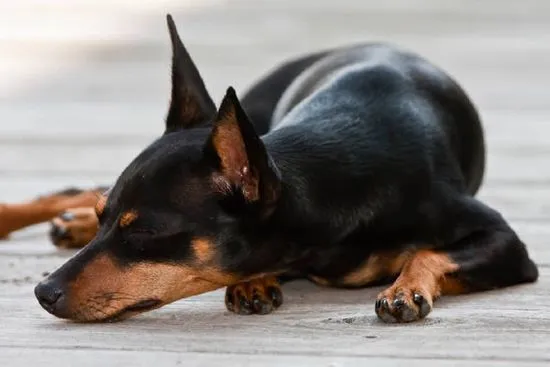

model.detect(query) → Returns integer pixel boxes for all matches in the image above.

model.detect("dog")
[34,14,538,323]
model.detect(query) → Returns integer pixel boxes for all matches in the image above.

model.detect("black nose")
[34,280,63,312]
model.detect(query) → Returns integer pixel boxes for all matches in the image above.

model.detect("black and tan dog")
[33,15,538,323]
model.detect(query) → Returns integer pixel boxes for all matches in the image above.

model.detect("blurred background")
[0,0,548,233]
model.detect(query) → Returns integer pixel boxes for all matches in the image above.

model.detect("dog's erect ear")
[165,14,216,133]
[205,87,281,214]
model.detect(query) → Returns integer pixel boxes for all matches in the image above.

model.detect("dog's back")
[245,44,485,196]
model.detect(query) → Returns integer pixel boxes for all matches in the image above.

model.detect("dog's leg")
[225,276,283,315]
[375,197,538,323]
[375,249,463,323]
[0,187,106,239]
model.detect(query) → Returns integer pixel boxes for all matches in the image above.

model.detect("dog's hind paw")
[49,207,98,248]
[225,276,283,315]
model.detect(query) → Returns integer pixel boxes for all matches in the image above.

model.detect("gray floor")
[0,0,549,365]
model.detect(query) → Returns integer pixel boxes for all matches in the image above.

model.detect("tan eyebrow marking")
[119,210,138,227]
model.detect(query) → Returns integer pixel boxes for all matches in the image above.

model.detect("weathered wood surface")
[0,0,549,365]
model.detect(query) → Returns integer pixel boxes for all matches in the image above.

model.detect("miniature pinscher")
[34,14,538,323]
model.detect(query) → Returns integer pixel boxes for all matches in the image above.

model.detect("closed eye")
[124,228,157,244]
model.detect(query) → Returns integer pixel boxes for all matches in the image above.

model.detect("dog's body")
[33,15,537,323]
[224,43,537,321]
[250,43,487,275]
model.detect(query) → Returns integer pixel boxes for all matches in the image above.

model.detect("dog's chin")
[91,299,163,323]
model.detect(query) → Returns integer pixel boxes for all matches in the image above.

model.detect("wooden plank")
[0,271,549,362]
[2,349,547,367]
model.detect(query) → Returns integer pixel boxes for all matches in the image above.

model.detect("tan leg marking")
[0,190,101,238]
[375,250,465,323]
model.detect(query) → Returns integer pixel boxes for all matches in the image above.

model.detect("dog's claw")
[393,297,406,308]
[49,224,68,239]
[268,286,283,308]
[237,291,253,315]
[413,293,431,317]
[252,295,270,314]
[225,290,235,310]
[60,212,75,221]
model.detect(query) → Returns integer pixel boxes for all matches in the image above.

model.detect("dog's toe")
[375,297,398,323]
[225,277,283,315]
[49,222,69,242]
[225,285,254,315]
[413,293,431,318]
[251,284,282,314]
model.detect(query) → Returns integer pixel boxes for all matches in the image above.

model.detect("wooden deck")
[1,0,549,365]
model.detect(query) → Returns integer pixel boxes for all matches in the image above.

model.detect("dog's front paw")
[375,286,432,323]
[225,276,283,315]
[49,207,98,248]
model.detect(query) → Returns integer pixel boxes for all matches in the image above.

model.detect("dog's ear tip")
[224,86,237,99]
[218,87,235,105]
[218,87,240,114]
[166,14,184,55]
[166,14,178,38]
[217,90,232,115]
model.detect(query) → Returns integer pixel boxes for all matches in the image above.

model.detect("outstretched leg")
[0,187,107,239]
[376,196,538,323]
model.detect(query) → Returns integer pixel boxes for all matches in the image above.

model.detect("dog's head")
[34,15,282,322]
